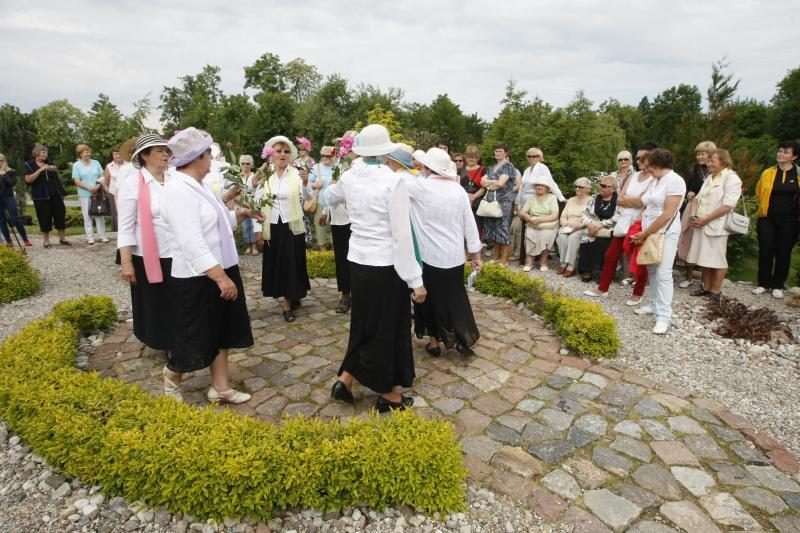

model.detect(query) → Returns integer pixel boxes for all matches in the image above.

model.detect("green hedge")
[305,252,619,358]
[0,296,466,520]
[473,264,620,358]
[0,246,40,303]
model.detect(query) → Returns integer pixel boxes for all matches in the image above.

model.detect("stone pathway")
[88,262,800,532]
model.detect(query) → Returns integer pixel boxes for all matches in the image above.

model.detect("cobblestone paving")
[89,265,800,532]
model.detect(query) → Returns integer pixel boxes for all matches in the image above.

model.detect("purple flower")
[338,136,354,156]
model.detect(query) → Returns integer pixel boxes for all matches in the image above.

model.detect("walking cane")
[2,205,25,255]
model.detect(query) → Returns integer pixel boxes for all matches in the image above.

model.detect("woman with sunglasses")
[611,151,635,190]
[254,136,313,322]
[577,175,621,282]
[556,177,592,276]
[514,148,564,263]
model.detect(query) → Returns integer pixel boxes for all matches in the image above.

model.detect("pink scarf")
[138,171,163,283]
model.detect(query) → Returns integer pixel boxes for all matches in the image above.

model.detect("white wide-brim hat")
[352,124,396,157]
[531,174,551,189]
[412,150,426,164]
[419,147,457,178]
[264,135,298,161]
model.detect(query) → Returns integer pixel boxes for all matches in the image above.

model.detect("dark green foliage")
[0,246,40,303]
[52,295,117,333]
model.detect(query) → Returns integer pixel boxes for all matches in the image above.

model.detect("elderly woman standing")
[685,149,742,300]
[752,140,800,299]
[611,150,635,190]
[585,145,655,304]
[678,141,717,289]
[237,154,259,255]
[0,154,31,247]
[326,125,426,413]
[254,136,312,322]
[406,148,483,356]
[631,149,686,334]
[461,146,486,228]
[481,143,516,265]
[520,176,559,272]
[72,144,109,244]
[578,176,621,282]
[309,146,335,250]
[556,178,592,277]
[161,128,260,403]
[24,145,70,248]
[117,134,177,359]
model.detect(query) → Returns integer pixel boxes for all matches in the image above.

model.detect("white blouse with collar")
[116,167,174,258]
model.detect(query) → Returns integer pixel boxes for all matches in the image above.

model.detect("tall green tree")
[243,53,286,94]
[707,57,740,117]
[771,66,800,141]
[32,99,86,165]
[283,58,322,102]
[599,98,646,152]
[159,65,223,133]
[83,93,126,161]
[646,84,703,171]
[0,104,37,170]
[294,75,354,153]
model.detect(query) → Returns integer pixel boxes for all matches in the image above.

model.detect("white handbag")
[476,191,502,218]
[723,195,750,235]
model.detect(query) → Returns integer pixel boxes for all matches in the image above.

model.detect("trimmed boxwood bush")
[307,250,337,279]
[0,246,40,303]
[0,296,466,520]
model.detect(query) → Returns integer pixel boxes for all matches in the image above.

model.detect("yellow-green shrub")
[473,263,619,358]
[306,250,337,279]
[0,297,466,520]
[0,246,40,303]
[52,295,117,332]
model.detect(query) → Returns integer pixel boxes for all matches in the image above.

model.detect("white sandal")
[207,387,251,404]
[162,367,183,402]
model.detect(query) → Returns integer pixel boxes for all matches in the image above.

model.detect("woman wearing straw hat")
[520,175,559,272]
[253,135,312,322]
[161,127,261,404]
[117,134,177,356]
[326,124,426,413]
[406,147,483,357]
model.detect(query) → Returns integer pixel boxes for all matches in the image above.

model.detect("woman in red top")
[461,145,486,234]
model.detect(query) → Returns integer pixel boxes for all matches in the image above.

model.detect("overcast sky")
[2,0,797,126]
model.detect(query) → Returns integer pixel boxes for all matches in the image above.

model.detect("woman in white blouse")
[161,128,262,404]
[117,134,176,355]
[326,125,427,413]
[630,149,686,335]
[253,136,312,323]
[404,148,483,357]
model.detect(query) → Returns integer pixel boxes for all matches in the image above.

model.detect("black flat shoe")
[456,343,476,357]
[335,294,351,314]
[330,380,354,404]
[282,309,296,322]
[376,395,414,414]
[425,343,441,357]
[691,289,711,297]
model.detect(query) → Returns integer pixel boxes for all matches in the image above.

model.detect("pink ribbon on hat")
[137,171,163,283]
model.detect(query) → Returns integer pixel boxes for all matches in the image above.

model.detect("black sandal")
[335,293,351,314]
[282,309,296,322]
[425,343,442,357]
[375,395,414,414]
[43,243,52,249]
[691,288,711,297]
[59,240,71,246]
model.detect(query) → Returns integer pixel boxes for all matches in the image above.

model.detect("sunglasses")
[454,159,464,163]
[275,149,292,154]
[527,155,540,159]
[618,158,630,162]
[575,186,587,189]
[240,162,252,165]
[599,184,614,188]
[636,156,646,161]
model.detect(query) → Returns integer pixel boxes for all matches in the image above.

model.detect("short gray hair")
[32,144,47,157]
[239,154,254,165]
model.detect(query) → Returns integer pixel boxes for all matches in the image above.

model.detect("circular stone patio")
[87,261,800,532]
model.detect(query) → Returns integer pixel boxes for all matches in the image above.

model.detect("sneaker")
[772,289,784,299]
[522,265,532,272]
[87,239,95,245]
[653,321,669,334]
[634,305,654,315]
[583,289,608,298]
[539,265,549,272]
[678,280,692,289]
[752,286,767,295]
[100,238,110,243]
[625,297,642,306]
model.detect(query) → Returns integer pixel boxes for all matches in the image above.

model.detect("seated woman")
[577,175,621,282]
[520,176,559,272]
[686,148,742,301]
[556,177,592,277]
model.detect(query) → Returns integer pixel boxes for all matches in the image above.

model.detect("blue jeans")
[241,217,255,244]
[0,195,28,243]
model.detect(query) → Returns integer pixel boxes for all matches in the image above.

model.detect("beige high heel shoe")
[207,387,251,404]
[162,367,183,402]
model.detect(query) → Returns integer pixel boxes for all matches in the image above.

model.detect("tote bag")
[476,191,502,218]
[723,195,750,235]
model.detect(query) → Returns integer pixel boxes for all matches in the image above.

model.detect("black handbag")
[89,191,111,217]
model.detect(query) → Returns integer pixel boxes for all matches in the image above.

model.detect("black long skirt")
[414,263,480,349]
[331,223,351,293]
[338,263,415,393]
[578,238,613,275]
[168,266,253,373]
[130,255,175,350]
[261,219,310,300]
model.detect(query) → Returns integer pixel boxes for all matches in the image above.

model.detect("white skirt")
[525,226,558,256]
[686,228,729,269]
